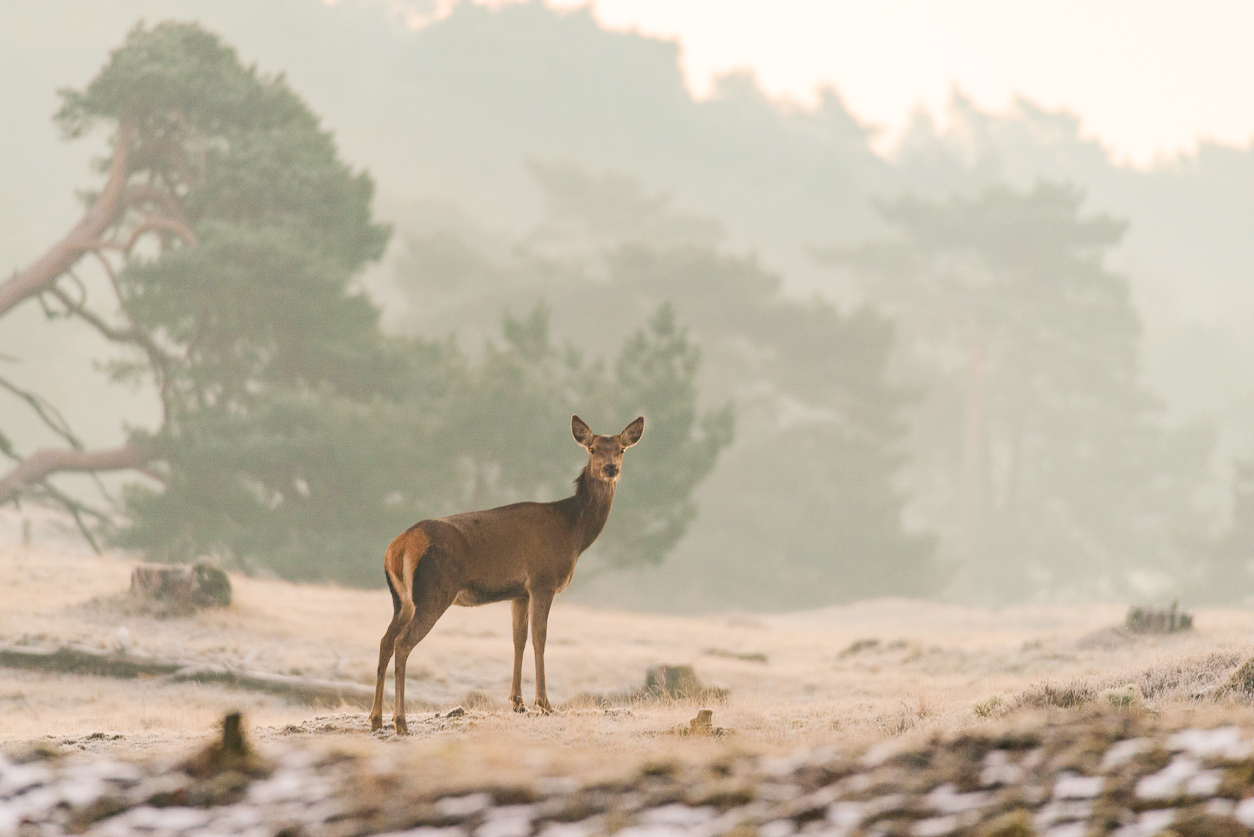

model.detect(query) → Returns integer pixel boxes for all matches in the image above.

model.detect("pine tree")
[841,182,1212,600]
[598,303,734,567]
[2,22,730,584]
[389,165,939,606]
[1195,461,1254,603]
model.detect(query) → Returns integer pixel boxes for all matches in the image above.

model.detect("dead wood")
[182,712,271,782]
[165,665,381,708]
[671,708,730,736]
[1126,600,1194,634]
[0,643,182,679]
[0,642,385,708]
[131,562,231,610]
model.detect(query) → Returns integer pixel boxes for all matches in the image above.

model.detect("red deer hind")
[370,414,645,733]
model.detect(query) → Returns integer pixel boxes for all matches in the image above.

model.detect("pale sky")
[474,0,1254,167]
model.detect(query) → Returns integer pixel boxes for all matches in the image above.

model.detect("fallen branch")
[0,643,180,679]
[163,666,381,708]
[0,642,400,709]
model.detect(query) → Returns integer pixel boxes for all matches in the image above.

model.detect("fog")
[2,0,1253,612]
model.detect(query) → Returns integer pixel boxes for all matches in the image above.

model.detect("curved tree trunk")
[0,126,131,319]
[0,123,168,520]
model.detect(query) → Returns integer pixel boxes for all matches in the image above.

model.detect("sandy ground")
[4,544,1254,767]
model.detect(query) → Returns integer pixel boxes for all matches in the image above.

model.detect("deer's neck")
[567,466,617,553]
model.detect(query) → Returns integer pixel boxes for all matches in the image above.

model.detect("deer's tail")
[384,527,428,634]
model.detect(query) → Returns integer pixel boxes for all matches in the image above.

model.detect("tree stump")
[1125,600,1192,634]
[131,562,231,609]
[645,664,703,697]
[644,664,729,701]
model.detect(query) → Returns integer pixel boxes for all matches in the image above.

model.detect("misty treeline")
[2,7,1250,608]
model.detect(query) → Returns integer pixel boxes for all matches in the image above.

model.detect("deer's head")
[572,415,644,483]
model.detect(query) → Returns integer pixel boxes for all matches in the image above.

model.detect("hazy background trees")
[384,164,936,609]
[3,1,1252,609]
[836,184,1213,602]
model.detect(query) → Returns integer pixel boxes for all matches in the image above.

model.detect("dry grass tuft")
[973,695,1008,718]
[1012,650,1247,712]
[1015,681,1100,709]
[1225,656,1254,696]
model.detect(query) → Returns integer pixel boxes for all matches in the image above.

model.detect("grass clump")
[1099,684,1145,709]
[1015,681,1097,709]
[973,696,1007,718]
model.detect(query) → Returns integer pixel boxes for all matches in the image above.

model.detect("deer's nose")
[604,463,619,477]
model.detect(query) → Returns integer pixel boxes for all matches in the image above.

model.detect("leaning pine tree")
[1,22,378,546]
[0,22,731,584]
[0,21,396,572]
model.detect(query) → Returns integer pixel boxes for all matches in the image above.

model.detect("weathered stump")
[131,562,232,609]
[644,664,729,701]
[1125,600,1192,634]
[645,664,703,697]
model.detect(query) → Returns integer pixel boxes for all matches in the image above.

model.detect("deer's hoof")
[534,701,554,715]
[394,716,409,736]
[511,697,527,714]
[369,714,383,732]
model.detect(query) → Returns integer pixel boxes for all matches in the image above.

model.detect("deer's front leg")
[509,596,529,713]
[529,591,555,713]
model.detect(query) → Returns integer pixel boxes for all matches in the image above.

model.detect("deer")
[369,414,645,734]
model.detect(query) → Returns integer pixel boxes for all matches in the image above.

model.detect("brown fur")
[370,415,644,734]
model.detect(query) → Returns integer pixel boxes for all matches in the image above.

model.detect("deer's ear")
[571,415,595,447]
[619,416,644,448]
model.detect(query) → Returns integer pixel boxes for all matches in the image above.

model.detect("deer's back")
[401,501,579,596]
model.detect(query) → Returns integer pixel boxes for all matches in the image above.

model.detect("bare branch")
[43,284,176,425]
[35,290,62,320]
[0,372,84,450]
[0,124,133,318]
[124,182,181,215]
[88,469,118,507]
[122,215,198,253]
[45,285,135,344]
[90,249,125,307]
[30,481,107,553]
[44,285,174,365]
[0,442,158,506]
[63,269,90,310]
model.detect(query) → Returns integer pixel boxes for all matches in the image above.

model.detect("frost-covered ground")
[9,711,1254,835]
[9,544,1254,833]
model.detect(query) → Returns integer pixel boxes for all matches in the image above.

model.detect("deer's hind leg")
[393,582,455,735]
[373,533,426,733]
[370,600,404,732]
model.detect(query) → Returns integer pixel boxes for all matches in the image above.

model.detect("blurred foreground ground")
[7,546,1254,834]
